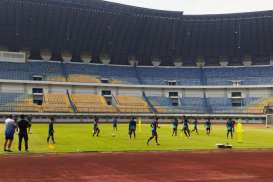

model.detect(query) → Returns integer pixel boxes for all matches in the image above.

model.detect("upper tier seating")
[0,61,64,81]
[0,61,273,86]
[136,67,201,85]
[67,74,100,83]
[203,66,273,85]
[71,94,117,113]
[64,63,139,84]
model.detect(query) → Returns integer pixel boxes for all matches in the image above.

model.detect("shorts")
[129,126,136,131]
[5,130,15,140]
[152,130,157,136]
[48,130,54,136]
[93,124,99,130]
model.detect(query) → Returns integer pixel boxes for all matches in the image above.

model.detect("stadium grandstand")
[0,0,272,122]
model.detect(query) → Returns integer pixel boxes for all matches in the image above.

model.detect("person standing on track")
[92,116,100,137]
[4,115,17,152]
[226,118,233,139]
[182,116,191,137]
[191,118,199,135]
[172,118,179,136]
[17,115,31,152]
[147,117,160,145]
[47,117,55,144]
[128,117,136,139]
[205,118,212,136]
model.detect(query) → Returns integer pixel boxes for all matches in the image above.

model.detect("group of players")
[3,115,236,152]
[92,116,237,145]
[3,115,55,152]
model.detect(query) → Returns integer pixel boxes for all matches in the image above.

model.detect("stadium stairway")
[142,91,157,114]
[61,62,68,81]
[66,90,77,113]
[134,66,143,85]
[200,67,212,113]
[134,65,157,113]
[110,95,121,112]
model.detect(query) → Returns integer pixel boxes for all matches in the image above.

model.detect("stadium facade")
[1,0,273,65]
[0,0,272,122]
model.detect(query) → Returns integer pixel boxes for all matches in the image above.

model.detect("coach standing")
[17,115,31,152]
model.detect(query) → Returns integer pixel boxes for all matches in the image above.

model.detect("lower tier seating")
[0,92,269,114]
[71,94,117,113]
[115,96,150,113]
[42,94,72,113]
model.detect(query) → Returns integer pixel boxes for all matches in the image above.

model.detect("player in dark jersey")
[231,119,236,133]
[147,117,160,145]
[205,118,212,136]
[92,116,100,137]
[128,117,136,139]
[172,118,179,136]
[226,118,233,139]
[191,118,199,135]
[182,116,191,137]
[112,117,118,131]
[47,117,55,144]
[17,115,31,152]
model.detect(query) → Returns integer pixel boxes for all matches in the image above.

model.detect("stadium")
[1,0,273,181]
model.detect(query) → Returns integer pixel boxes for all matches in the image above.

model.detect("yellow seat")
[42,94,72,113]
[13,95,41,112]
[245,97,273,114]
[115,96,150,113]
[67,74,100,83]
[47,76,66,82]
[71,94,117,113]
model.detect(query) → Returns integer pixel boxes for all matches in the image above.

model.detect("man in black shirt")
[47,117,55,144]
[17,115,31,152]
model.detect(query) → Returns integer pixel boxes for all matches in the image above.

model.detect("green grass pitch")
[0,123,273,154]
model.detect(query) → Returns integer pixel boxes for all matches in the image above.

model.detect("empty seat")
[71,94,117,113]
[115,96,150,113]
[42,94,72,113]
[67,74,100,83]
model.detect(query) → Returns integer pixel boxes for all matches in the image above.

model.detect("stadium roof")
[0,0,273,65]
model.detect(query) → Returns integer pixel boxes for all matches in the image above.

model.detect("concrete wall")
[117,88,142,96]
[248,88,273,98]
[71,86,97,94]
[0,82,272,100]
[1,83,25,93]
[183,89,203,97]
[206,89,227,97]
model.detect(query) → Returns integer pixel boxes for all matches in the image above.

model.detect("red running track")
[1,150,273,182]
